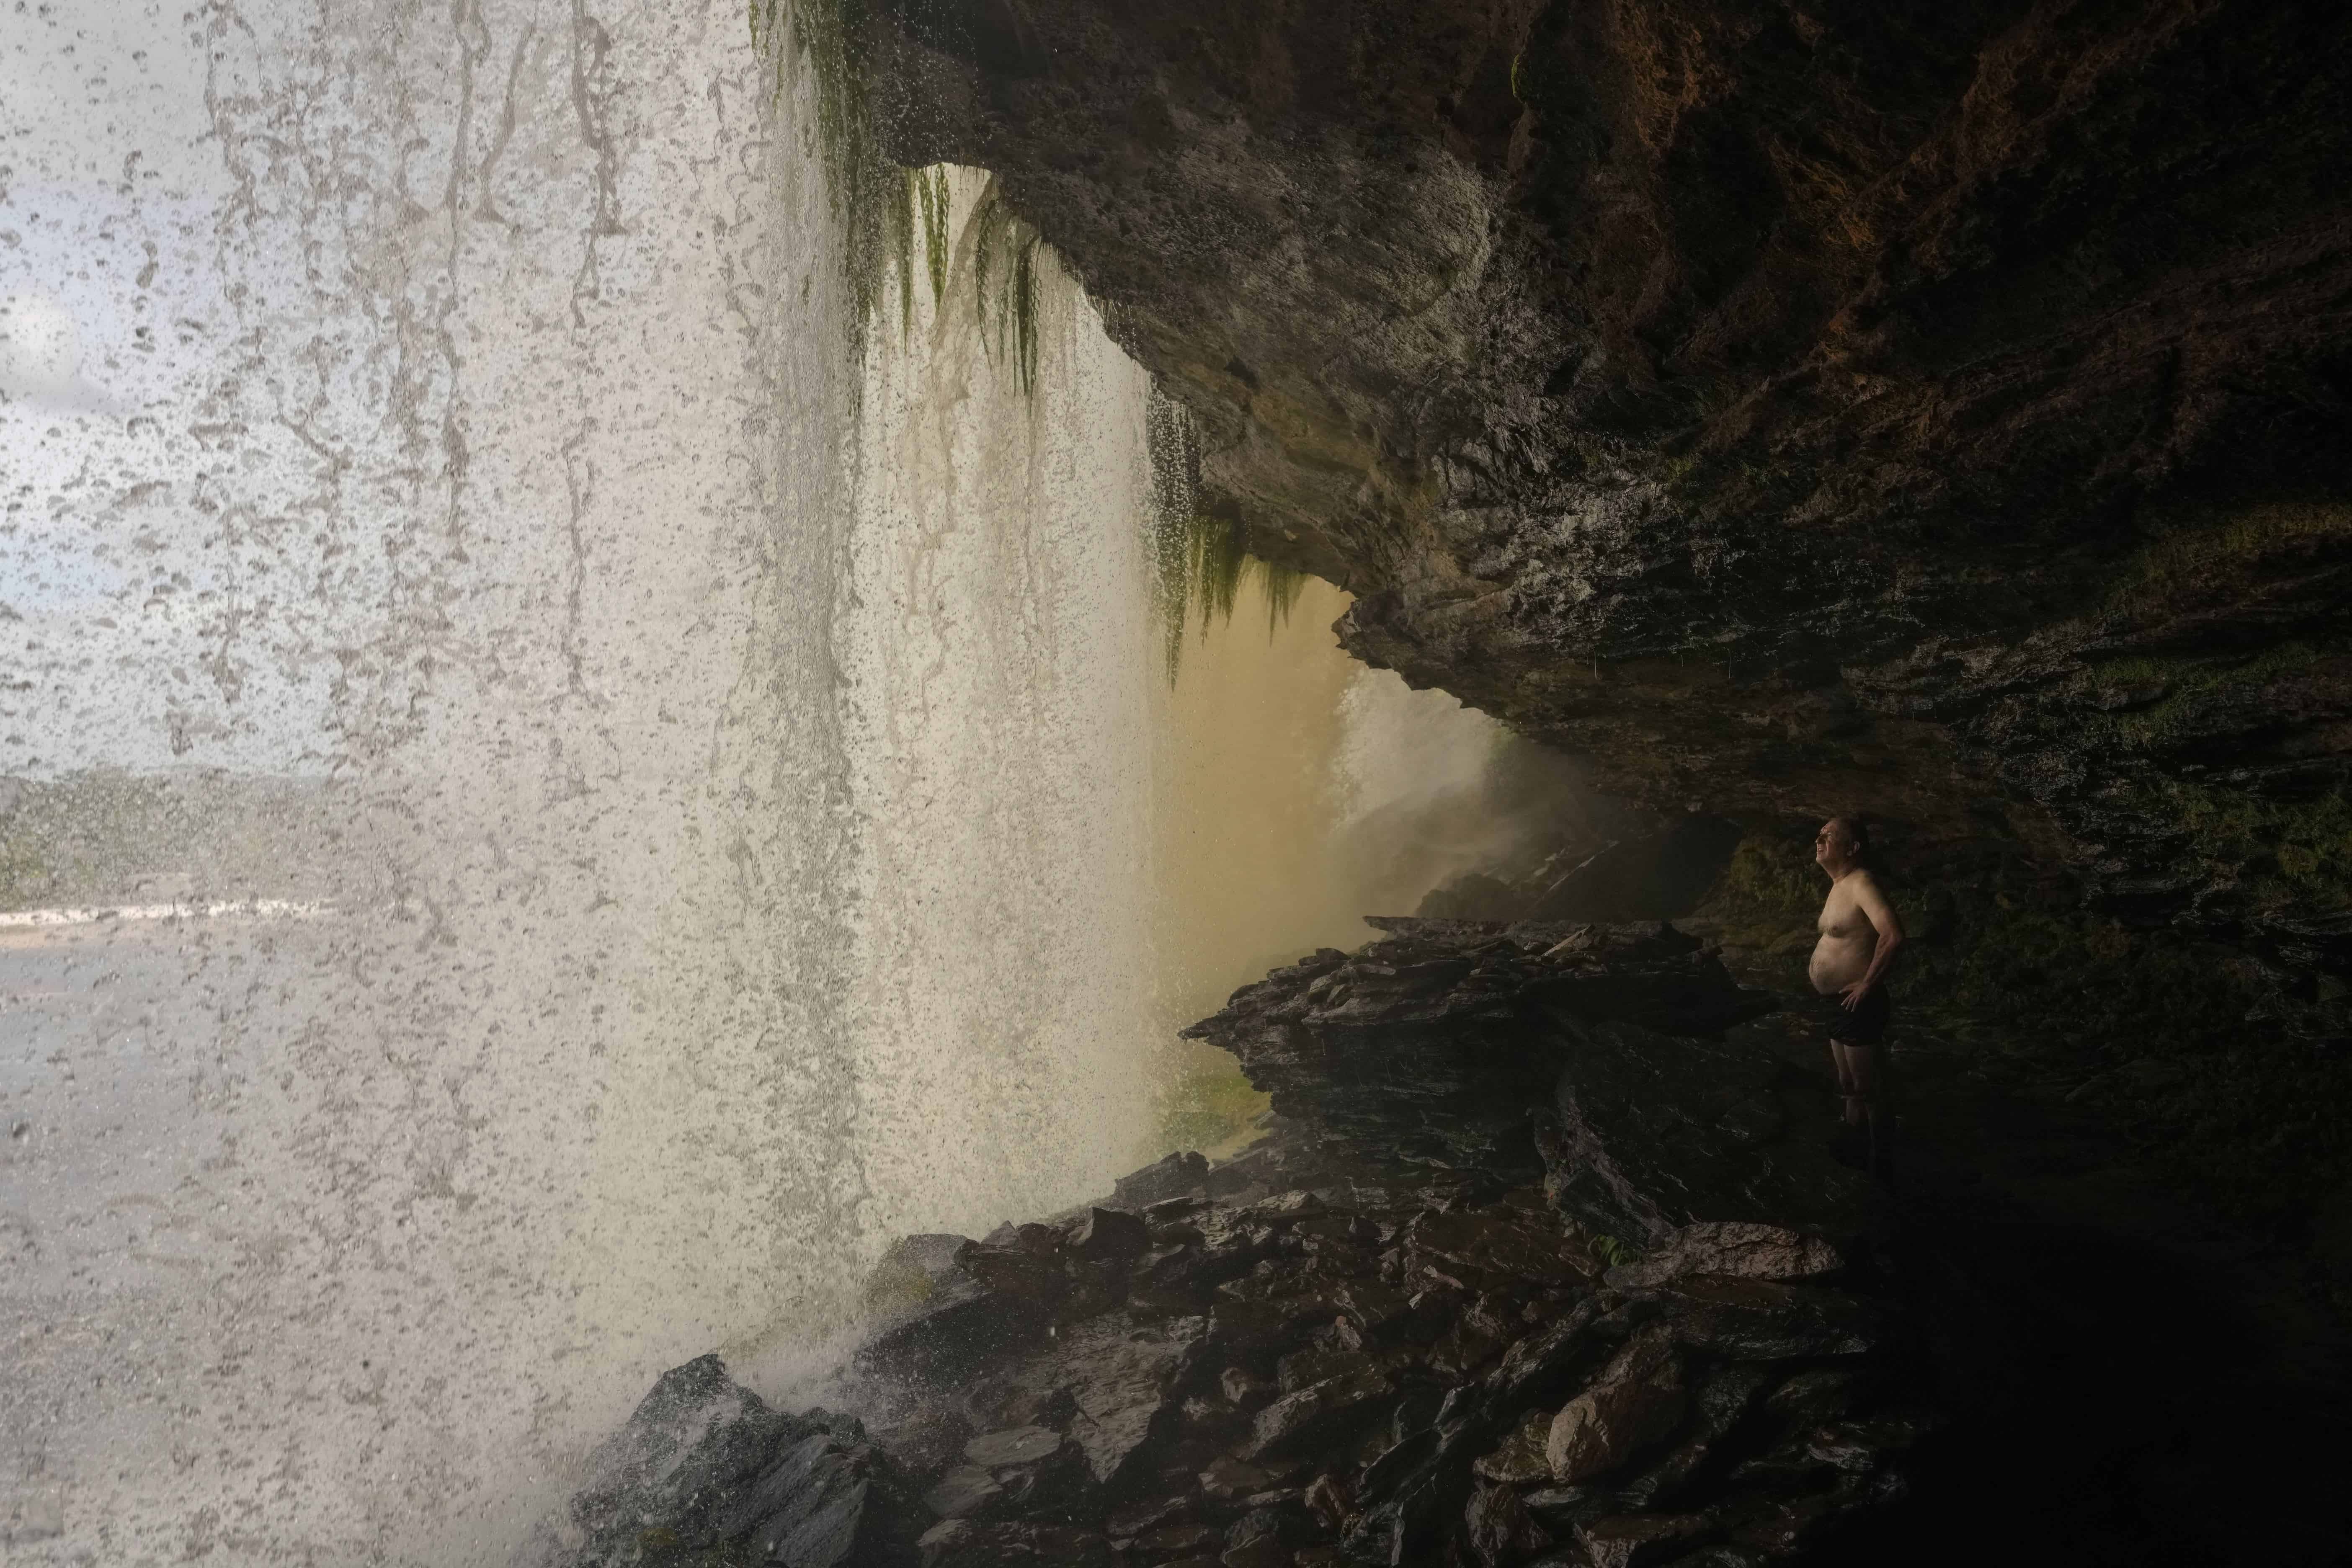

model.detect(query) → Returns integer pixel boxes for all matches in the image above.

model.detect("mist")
[1149,575,1610,1110]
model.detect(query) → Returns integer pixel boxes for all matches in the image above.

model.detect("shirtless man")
[1809,816,1904,1173]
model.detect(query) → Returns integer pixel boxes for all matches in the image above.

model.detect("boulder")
[1274,1346,1375,1397]
[921,1467,1001,1521]
[1068,1204,1151,1261]
[858,1256,1045,1385]
[1222,1367,1278,1411]
[1541,1020,1883,1247]
[1180,923,1774,1182]
[1225,1501,1314,1549]
[1106,1495,1196,1537]
[864,1234,975,1319]
[1546,1331,1689,1484]
[1057,1315,1205,1485]
[1463,1484,1551,1567]
[1116,1151,1211,1208]
[962,1426,1063,1469]
[1635,1277,1883,1362]
[1132,1523,1220,1558]
[1614,1365,1775,1511]
[936,1316,1204,1495]
[1244,1367,1398,1461]
[1603,1223,1844,1289]
[546,1355,919,1568]
[1199,1455,1284,1503]
[1470,1409,1553,1486]
[1483,1294,1609,1409]
[718,1434,895,1567]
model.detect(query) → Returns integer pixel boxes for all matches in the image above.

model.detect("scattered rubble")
[533,922,1924,1567]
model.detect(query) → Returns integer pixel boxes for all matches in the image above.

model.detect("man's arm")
[1841,874,1907,1004]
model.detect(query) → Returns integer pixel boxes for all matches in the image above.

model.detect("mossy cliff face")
[861,3,2352,990]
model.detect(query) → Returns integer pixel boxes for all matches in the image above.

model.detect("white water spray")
[0,5,1155,1563]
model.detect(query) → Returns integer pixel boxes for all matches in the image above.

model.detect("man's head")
[1814,815,1868,872]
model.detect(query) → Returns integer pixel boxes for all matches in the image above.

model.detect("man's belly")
[1808,935,1874,994]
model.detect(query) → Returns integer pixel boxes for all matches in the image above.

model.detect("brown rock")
[1209,1293,1344,1356]
[1244,1367,1397,1462]
[1136,1523,1222,1560]
[1405,1208,1588,1292]
[1472,1408,1553,1485]
[1117,1152,1210,1208]
[1302,1472,1354,1533]
[874,1405,973,1483]
[1764,1368,1863,1426]
[1199,1455,1280,1503]
[1465,1484,1552,1567]
[1011,1222,1066,1255]
[1639,1277,1882,1362]
[1487,1294,1609,1407]
[921,1465,1003,1520]
[1603,1222,1843,1289]
[1615,1364,1775,1511]
[1070,1206,1151,1262]
[1576,1512,1711,1568]
[1546,1330,1689,1483]
[1426,1313,1505,1379]
[1274,1346,1375,1396]
[1256,1190,1328,1223]
[1222,1367,1278,1411]
[954,1243,1066,1304]
[963,1425,1063,1469]
[1108,1495,1195,1537]
[1331,1281,1413,1338]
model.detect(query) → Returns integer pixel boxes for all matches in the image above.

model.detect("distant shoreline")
[0,898,330,929]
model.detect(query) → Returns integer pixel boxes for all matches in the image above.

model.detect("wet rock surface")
[545,924,1920,1567]
[854,0,2352,1025]
[1180,918,1875,1246]
[521,1354,924,1568]
[861,1137,1913,1568]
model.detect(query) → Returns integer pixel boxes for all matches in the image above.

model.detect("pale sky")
[3,2,394,774]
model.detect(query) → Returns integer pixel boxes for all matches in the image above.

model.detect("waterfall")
[0,4,1155,1562]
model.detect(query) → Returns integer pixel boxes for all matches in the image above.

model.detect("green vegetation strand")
[1145,388,1307,683]
[751,2,1307,668]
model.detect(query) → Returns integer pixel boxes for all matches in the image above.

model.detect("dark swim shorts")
[1818,985,1891,1045]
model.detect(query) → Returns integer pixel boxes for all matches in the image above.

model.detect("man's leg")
[1844,1042,1890,1175]
[1830,1041,1866,1127]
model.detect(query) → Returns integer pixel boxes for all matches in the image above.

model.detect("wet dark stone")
[1543,1020,1885,1246]
[539,1355,921,1568]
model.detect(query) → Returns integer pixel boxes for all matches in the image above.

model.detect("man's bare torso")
[1810,871,1885,995]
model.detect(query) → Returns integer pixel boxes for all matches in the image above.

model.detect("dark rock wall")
[865,0,2352,1003]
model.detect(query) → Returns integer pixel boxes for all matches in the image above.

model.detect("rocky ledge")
[858,0,2352,1043]
[530,923,1923,1568]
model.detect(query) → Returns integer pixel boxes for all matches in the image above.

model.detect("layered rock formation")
[535,923,1922,1567]
[861,0,2352,1018]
